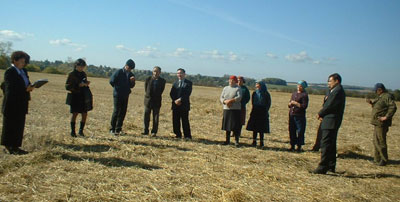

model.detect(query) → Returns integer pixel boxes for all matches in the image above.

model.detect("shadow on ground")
[60,153,162,170]
[54,142,116,153]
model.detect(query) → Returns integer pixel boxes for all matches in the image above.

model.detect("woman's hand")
[26,85,34,92]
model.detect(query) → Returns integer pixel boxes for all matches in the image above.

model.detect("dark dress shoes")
[70,131,77,138]
[6,147,28,155]
[311,167,328,174]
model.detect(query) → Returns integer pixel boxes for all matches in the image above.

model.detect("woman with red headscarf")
[220,76,242,147]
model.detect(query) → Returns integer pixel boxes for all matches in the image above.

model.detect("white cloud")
[115,44,134,52]
[49,38,86,51]
[266,52,278,59]
[0,30,31,41]
[285,51,312,63]
[136,46,159,58]
[170,48,193,58]
[202,50,243,62]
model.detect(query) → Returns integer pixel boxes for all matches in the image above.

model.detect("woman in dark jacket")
[66,59,91,137]
[288,80,309,152]
[246,81,271,147]
[1,51,34,155]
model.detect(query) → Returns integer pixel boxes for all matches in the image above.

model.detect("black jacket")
[170,79,192,111]
[144,76,166,108]
[2,67,31,115]
[318,85,346,130]
[109,68,135,98]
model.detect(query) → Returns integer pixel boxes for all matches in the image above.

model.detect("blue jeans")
[289,115,306,146]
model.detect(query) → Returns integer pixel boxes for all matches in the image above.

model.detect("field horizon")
[0,70,399,201]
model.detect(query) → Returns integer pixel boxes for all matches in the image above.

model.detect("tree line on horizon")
[1,41,399,101]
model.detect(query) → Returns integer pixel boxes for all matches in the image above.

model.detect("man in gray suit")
[142,66,166,137]
[312,73,346,174]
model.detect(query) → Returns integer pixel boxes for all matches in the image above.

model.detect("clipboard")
[31,79,48,88]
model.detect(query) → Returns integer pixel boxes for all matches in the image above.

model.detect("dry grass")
[0,70,399,201]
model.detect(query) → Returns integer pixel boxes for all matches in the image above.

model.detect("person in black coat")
[109,59,136,135]
[65,59,91,137]
[246,81,271,147]
[142,66,166,137]
[312,73,346,174]
[1,51,34,155]
[170,68,192,139]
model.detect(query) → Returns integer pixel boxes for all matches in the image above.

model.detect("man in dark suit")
[312,73,346,174]
[170,68,192,139]
[1,51,34,155]
[109,59,136,135]
[142,66,166,137]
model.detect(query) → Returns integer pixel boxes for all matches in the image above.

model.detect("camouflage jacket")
[371,92,397,127]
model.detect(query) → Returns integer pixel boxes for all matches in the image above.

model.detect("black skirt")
[222,109,241,132]
[67,92,86,113]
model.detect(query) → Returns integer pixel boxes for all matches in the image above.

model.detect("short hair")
[328,73,342,83]
[74,58,87,69]
[153,66,161,72]
[177,68,185,73]
[11,51,30,65]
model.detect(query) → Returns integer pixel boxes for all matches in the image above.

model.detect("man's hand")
[316,114,322,121]
[175,99,182,106]
[378,116,387,122]
[130,76,135,83]
[366,98,372,105]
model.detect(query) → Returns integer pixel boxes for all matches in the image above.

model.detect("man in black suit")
[142,66,166,137]
[313,73,346,174]
[1,51,34,155]
[109,59,136,135]
[170,68,192,139]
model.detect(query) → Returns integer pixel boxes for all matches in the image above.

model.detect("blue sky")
[1,0,399,89]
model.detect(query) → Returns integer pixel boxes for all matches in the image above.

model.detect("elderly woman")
[288,80,309,152]
[246,81,271,147]
[66,58,92,137]
[1,51,34,155]
[220,76,242,146]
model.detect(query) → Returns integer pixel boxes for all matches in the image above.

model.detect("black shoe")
[141,131,149,135]
[184,136,192,140]
[260,142,264,148]
[289,146,295,152]
[311,167,327,174]
[175,135,182,139]
[296,146,303,153]
[222,141,230,145]
[378,161,387,166]
[251,141,257,147]
[235,142,240,147]
[327,167,335,173]
[78,130,85,137]
[70,131,77,138]
[6,147,28,155]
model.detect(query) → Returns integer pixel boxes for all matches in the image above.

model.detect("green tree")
[25,64,41,72]
[0,41,13,69]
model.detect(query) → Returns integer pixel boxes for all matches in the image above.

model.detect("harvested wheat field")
[0,70,399,201]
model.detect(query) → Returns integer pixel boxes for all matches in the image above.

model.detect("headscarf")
[229,75,238,83]
[255,81,267,106]
[297,80,308,89]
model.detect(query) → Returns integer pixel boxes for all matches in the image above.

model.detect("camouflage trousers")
[373,125,389,163]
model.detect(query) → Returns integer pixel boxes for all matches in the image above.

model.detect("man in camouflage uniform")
[367,83,397,166]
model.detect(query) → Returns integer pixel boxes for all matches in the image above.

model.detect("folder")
[31,79,48,88]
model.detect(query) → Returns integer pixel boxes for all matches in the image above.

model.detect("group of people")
[1,51,397,175]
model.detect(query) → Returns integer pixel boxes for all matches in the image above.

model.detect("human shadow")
[341,173,400,179]
[337,151,374,161]
[54,142,116,153]
[60,153,162,170]
[120,139,192,152]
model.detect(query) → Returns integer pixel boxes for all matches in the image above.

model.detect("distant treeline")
[1,41,399,101]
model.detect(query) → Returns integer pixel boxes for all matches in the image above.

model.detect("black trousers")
[172,109,191,138]
[1,113,26,147]
[144,106,160,134]
[110,96,129,132]
[318,129,338,170]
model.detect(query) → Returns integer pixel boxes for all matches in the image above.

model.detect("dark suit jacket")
[109,68,135,98]
[318,85,346,130]
[144,76,166,108]
[2,67,31,116]
[170,79,192,111]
